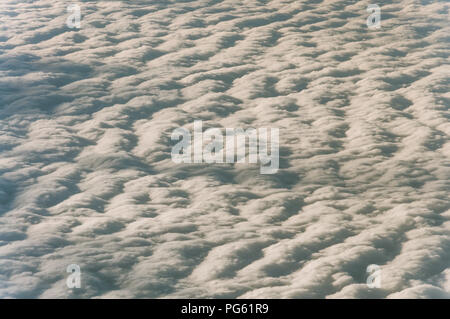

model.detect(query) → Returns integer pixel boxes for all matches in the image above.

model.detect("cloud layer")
[0,0,449,298]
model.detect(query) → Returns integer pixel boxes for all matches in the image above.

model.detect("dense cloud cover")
[0,0,449,298]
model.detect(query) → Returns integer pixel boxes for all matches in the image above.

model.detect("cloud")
[0,0,448,298]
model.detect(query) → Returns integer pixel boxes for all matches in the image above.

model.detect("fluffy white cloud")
[0,0,448,298]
